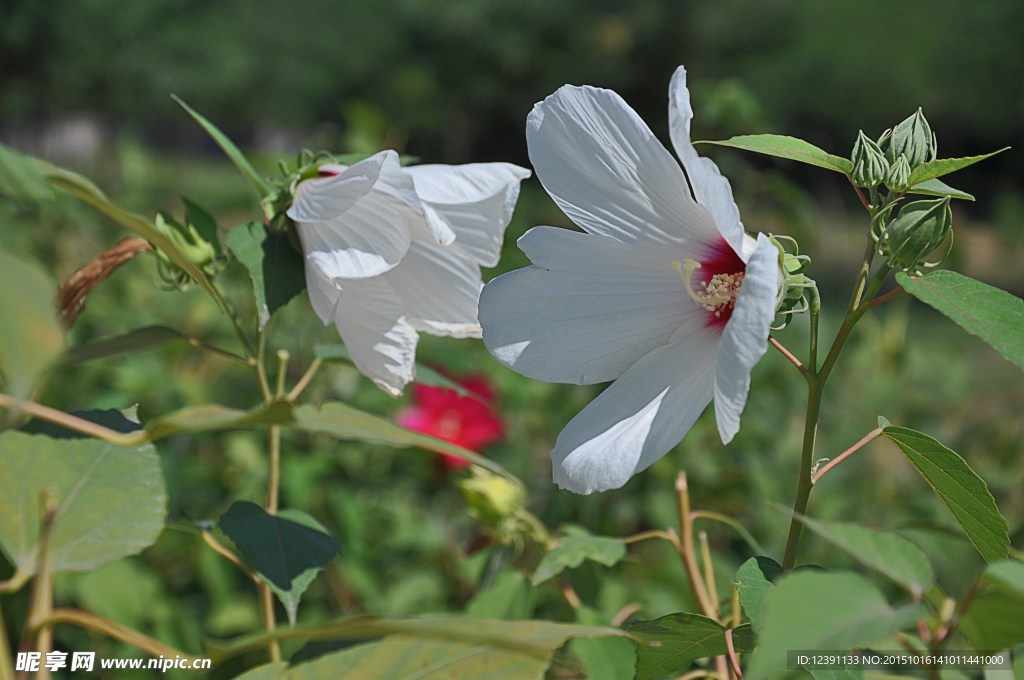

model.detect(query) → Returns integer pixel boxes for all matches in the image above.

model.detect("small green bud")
[457,467,526,525]
[154,210,219,272]
[884,155,912,192]
[880,196,953,270]
[886,108,936,168]
[850,130,888,188]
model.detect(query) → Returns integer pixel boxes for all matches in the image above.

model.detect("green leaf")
[206,616,630,668]
[629,613,755,680]
[699,135,854,173]
[531,534,626,585]
[171,95,271,199]
[20,408,142,440]
[182,197,221,254]
[226,221,307,329]
[569,606,636,680]
[61,326,184,365]
[897,270,1024,374]
[959,592,1024,651]
[907,178,974,201]
[292,402,517,483]
[745,571,925,680]
[314,344,476,399]
[0,141,56,204]
[264,509,334,625]
[0,431,165,579]
[733,555,785,633]
[793,516,935,596]
[877,415,892,429]
[143,401,294,441]
[981,560,1024,602]
[46,170,219,300]
[907,148,1008,187]
[218,501,339,591]
[466,570,535,620]
[0,250,66,398]
[229,662,288,680]
[881,426,1009,562]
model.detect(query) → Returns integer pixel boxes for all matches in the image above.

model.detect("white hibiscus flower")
[288,150,530,396]
[478,66,781,494]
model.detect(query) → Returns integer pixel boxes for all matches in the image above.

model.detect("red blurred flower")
[396,376,505,470]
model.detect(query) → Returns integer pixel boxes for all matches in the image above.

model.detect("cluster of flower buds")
[879,196,953,271]
[152,201,227,289]
[850,109,937,192]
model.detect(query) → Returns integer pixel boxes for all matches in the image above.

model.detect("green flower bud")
[886,108,936,168]
[850,130,888,188]
[880,197,953,270]
[153,210,219,273]
[884,155,912,192]
[458,467,526,525]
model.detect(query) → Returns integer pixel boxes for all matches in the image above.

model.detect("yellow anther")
[672,258,744,316]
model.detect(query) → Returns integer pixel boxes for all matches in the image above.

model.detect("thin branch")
[202,532,257,581]
[769,336,809,380]
[285,358,322,402]
[676,473,717,619]
[560,579,582,609]
[869,285,904,309]
[623,530,676,545]
[725,629,743,679]
[0,395,144,447]
[811,428,884,485]
[184,335,253,366]
[33,609,202,665]
[850,181,872,211]
[699,532,720,617]
[611,603,641,628]
[690,510,767,556]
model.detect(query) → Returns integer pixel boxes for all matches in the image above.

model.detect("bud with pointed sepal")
[886,108,936,168]
[850,130,889,188]
[884,155,912,192]
[880,196,953,270]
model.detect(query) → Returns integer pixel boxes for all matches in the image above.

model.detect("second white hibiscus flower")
[478,66,783,494]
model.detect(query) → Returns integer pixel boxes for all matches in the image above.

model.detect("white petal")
[479,226,704,385]
[296,188,412,279]
[329,275,419,397]
[527,84,719,246]
[287,151,388,223]
[668,66,746,256]
[714,233,778,443]
[551,334,720,494]
[381,231,484,339]
[404,163,531,267]
[373,154,457,246]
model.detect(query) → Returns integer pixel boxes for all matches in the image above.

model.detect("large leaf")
[292,402,517,482]
[61,326,184,365]
[144,400,294,441]
[0,250,66,398]
[266,509,335,625]
[171,95,271,199]
[218,501,339,592]
[569,607,636,680]
[0,141,56,204]
[206,616,629,666]
[793,516,935,596]
[700,135,854,174]
[0,431,165,580]
[881,426,1009,562]
[46,170,218,299]
[733,556,785,633]
[959,592,1024,651]
[746,571,924,680]
[907,178,974,201]
[980,560,1024,601]
[629,613,755,680]
[226,221,307,329]
[531,534,626,585]
[897,270,1024,374]
[314,344,475,399]
[907,149,1008,187]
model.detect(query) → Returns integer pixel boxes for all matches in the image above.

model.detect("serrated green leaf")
[907,149,1008,187]
[794,516,935,596]
[144,400,294,441]
[0,141,56,204]
[61,326,184,366]
[532,535,626,585]
[292,402,517,483]
[881,426,1008,562]
[745,571,925,680]
[959,592,1024,651]
[981,560,1024,602]
[699,134,854,173]
[46,170,219,300]
[907,178,974,201]
[226,221,307,329]
[734,555,785,633]
[314,344,476,399]
[629,613,755,680]
[0,431,165,579]
[897,270,1024,374]
[218,501,339,592]
[0,250,66,398]
[171,95,270,199]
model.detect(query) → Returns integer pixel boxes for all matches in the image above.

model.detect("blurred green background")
[1,1,1023,677]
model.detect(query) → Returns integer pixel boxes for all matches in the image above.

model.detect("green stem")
[32,609,202,665]
[285,359,322,402]
[212,281,255,359]
[807,286,821,374]
[26,490,58,680]
[782,380,823,570]
[255,329,272,403]
[274,351,290,399]
[0,597,13,680]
